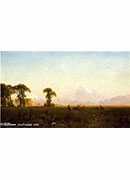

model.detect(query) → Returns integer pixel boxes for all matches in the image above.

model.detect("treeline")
[0,83,56,107]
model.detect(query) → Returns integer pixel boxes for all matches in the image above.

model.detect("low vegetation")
[1,106,130,128]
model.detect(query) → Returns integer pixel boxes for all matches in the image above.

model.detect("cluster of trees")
[0,83,56,107]
[1,84,31,107]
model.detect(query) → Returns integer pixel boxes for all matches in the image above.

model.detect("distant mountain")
[101,95,130,106]
[58,87,102,105]
[31,91,130,106]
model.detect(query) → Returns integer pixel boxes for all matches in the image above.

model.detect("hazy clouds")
[1,51,130,105]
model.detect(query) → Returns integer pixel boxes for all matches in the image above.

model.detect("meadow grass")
[1,106,130,128]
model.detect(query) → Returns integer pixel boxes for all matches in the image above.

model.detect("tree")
[0,83,15,106]
[1,83,7,106]
[14,84,31,107]
[7,85,15,106]
[43,88,56,107]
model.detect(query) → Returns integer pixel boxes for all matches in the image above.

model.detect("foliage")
[1,106,130,128]
[43,88,56,107]
[13,84,31,107]
[0,84,15,106]
[0,83,31,107]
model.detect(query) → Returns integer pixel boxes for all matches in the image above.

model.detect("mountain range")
[31,86,130,106]
[100,94,130,106]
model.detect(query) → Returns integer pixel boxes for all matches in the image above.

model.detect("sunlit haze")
[1,52,130,105]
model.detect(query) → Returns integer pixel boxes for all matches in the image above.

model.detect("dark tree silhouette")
[14,84,31,107]
[43,88,56,107]
[0,83,15,106]
[7,85,15,106]
[1,83,7,106]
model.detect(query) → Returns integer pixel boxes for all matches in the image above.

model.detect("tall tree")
[1,83,7,106]
[0,84,15,106]
[7,85,15,106]
[14,84,31,107]
[43,88,56,107]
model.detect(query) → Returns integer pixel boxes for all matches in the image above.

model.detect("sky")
[1,51,130,105]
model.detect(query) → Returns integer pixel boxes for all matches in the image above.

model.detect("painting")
[1,51,130,128]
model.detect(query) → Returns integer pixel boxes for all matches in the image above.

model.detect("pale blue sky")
[1,52,130,104]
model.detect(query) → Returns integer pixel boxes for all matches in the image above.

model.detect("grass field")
[1,106,130,128]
